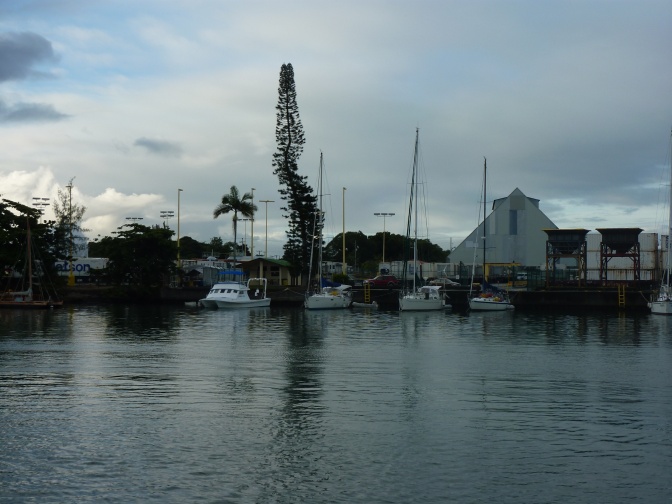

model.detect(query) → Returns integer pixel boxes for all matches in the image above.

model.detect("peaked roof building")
[449,188,558,269]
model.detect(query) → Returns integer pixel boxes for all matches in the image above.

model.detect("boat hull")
[399,297,444,311]
[0,300,63,309]
[649,300,672,315]
[469,297,514,311]
[305,294,351,309]
[215,298,271,309]
[199,279,270,309]
[352,301,378,310]
[199,299,219,309]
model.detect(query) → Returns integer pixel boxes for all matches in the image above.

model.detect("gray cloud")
[0,99,69,123]
[134,137,183,158]
[0,31,58,82]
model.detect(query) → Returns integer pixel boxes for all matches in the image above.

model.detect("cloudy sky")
[1,0,672,258]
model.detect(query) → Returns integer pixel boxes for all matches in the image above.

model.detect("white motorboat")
[199,278,270,309]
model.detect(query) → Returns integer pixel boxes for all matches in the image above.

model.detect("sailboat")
[399,129,444,311]
[305,153,352,310]
[649,129,672,315]
[0,218,63,309]
[468,158,514,312]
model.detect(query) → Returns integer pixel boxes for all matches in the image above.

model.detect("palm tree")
[213,185,256,263]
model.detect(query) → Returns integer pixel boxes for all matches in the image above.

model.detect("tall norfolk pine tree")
[272,63,318,284]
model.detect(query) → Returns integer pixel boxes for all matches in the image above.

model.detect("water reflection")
[1,306,671,503]
[103,304,183,340]
[255,309,329,501]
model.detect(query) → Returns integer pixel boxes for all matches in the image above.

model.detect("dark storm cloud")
[0,31,58,82]
[134,137,183,158]
[0,99,69,123]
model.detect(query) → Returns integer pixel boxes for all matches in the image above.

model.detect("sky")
[1,0,672,259]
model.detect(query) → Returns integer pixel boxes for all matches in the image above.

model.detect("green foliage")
[52,177,88,259]
[93,223,175,287]
[0,198,62,281]
[208,236,223,257]
[331,272,350,285]
[213,185,256,261]
[323,231,448,272]
[178,236,207,260]
[272,63,317,284]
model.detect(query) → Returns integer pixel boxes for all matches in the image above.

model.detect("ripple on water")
[0,306,671,503]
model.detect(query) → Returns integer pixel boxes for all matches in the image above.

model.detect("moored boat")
[649,129,672,315]
[469,284,514,311]
[400,285,445,311]
[399,129,444,312]
[199,278,270,309]
[468,158,514,312]
[305,284,353,309]
[0,219,63,309]
[305,153,352,310]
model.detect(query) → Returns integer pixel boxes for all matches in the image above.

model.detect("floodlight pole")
[259,199,274,258]
[374,212,395,264]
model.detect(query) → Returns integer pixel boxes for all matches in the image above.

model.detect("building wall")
[449,188,557,268]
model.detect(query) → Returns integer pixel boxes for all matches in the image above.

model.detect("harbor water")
[1,305,671,503]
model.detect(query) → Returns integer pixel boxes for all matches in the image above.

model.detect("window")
[509,210,518,235]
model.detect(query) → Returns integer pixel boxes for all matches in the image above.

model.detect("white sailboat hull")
[399,296,444,311]
[649,289,672,315]
[649,301,672,315]
[469,297,514,311]
[305,292,351,309]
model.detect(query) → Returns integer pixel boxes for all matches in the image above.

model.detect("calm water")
[1,305,671,503]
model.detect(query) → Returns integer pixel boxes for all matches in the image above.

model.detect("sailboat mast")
[483,157,487,283]
[412,129,419,291]
[667,129,672,289]
[318,152,324,287]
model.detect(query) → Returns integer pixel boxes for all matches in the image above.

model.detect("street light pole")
[374,212,395,264]
[259,199,274,258]
[240,218,251,256]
